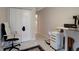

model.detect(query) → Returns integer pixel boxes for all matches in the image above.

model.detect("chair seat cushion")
[5,38,19,41]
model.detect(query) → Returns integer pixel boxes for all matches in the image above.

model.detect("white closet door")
[21,10,32,42]
[15,9,23,42]
[10,8,22,42]
[10,8,32,42]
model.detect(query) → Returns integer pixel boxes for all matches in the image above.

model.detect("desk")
[57,27,79,51]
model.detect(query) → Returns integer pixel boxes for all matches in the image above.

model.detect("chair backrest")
[1,22,11,41]
[1,23,7,40]
[4,22,11,35]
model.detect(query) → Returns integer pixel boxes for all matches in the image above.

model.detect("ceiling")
[36,7,44,11]
[12,7,44,11]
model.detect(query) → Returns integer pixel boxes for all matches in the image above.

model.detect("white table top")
[57,27,79,32]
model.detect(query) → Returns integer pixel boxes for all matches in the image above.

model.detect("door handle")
[22,26,25,31]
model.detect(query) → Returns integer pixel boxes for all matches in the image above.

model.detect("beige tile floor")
[0,34,54,51]
[35,34,54,51]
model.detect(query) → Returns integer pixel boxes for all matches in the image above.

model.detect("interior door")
[10,8,32,42]
[21,10,32,42]
[10,8,22,42]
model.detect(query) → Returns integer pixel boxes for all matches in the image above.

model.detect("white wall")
[30,8,36,40]
[0,8,9,23]
[0,8,9,40]
[37,7,79,50]
[37,7,79,37]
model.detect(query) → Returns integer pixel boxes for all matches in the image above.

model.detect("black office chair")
[1,23,20,51]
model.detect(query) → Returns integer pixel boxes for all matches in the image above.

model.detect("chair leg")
[3,41,20,51]
[9,47,13,51]
[3,48,6,51]
[3,47,10,51]
[15,44,21,46]
[4,47,20,51]
[14,46,20,50]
